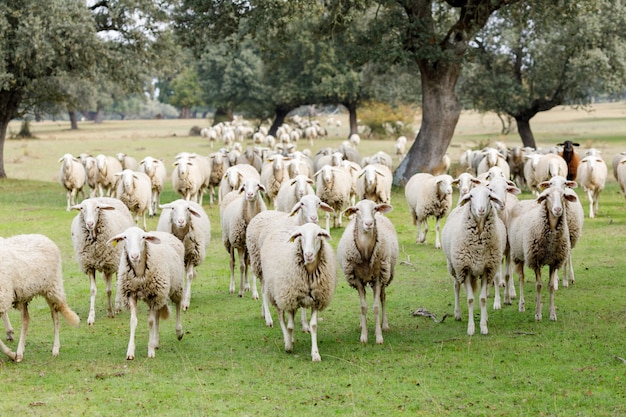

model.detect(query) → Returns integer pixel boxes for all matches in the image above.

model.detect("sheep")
[238,147,263,173]
[247,195,334,329]
[476,148,511,179]
[617,157,626,197]
[157,199,211,311]
[71,197,135,325]
[337,199,398,344]
[611,151,626,180]
[576,155,607,218]
[507,146,533,189]
[441,186,506,335]
[261,223,336,361]
[432,153,452,176]
[108,227,184,360]
[395,136,408,161]
[356,163,393,204]
[509,189,573,323]
[314,165,353,231]
[523,153,543,194]
[80,154,98,198]
[451,172,482,204]
[275,174,315,212]
[260,154,291,207]
[59,153,87,211]
[114,169,152,229]
[220,178,267,298]
[534,153,568,187]
[138,156,167,217]
[218,164,260,203]
[404,173,454,249]
[202,127,219,148]
[0,234,80,362]
[349,133,361,147]
[286,152,314,179]
[208,152,230,205]
[365,151,393,170]
[180,153,212,205]
[95,154,123,197]
[171,154,204,202]
[557,140,580,181]
[116,153,138,171]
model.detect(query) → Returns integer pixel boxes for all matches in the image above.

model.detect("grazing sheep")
[262,223,337,361]
[275,174,315,212]
[220,178,267,298]
[114,169,152,230]
[508,186,577,321]
[117,153,138,171]
[0,234,80,362]
[71,197,135,325]
[260,154,291,207]
[314,165,353,231]
[172,154,204,202]
[95,154,123,197]
[356,163,393,204]
[138,156,167,217]
[557,140,580,181]
[108,227,184,360]
[576,155,608,218]
[404,173,454,249]
[441,186,506,335]
[157,199,211,311]
[218,164,260,203]
[337,199,398,344]
[59,153,87,211]
[247,195,334,329]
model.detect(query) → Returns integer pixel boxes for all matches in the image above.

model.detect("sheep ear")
[288,202,302,217]
[506,185,521,195]
[306,178,314,185]
[459,193,472,206]
[318,229,332,241]
[375,204,393,214]
[538,181,550,190]
[470,178,483,185]
[144,234,162,245]
[98,204,116,211]
[357,170,366,179]
[288,231,302,242]
[451,178,459,186]
[188,207,202,218]
[159,203,172,210]
[565,180,577,188]
[107,233,125,247]
[344,206,358,217]
[318,202,334,213]
[489,193,505,211]
[573,143,580,147]
[257,183,266,193]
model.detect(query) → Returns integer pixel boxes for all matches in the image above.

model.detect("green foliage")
[358,101,417,138]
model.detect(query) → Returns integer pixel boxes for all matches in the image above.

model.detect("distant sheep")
[95,154,123,197]
[275,174,315,212]
[557,140,580,181]
[59,153,87,211]
[534,153,568,187]
[576,155,607,218]
[108,227,184,360]
[356,164,392,204]
[314,165,353,231]
[114,169,152,230]
[611,151,626,180]
[172,154,204,202]
[0,234,80,362]
[80,154,98,198]
[218,164,260,203]
[157,199,211,311]
[138,156,167,217]
[260,154,291,207]
[404,173,454,249]
[337,199,398,344]
[208,152,230,205]
[476,148,510,179]
[117,153,138,171]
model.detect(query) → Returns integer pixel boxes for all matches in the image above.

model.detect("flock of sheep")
[1,120,622,363]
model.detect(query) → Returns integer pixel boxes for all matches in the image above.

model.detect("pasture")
[1,103,626,416]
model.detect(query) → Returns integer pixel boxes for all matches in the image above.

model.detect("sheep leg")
[534,268,543,321]
[479,277,489,335]
[0,337,16,361]
[309,308,321,362]
[147,307,158,358]
[516,262,526,313]
[587,189,595,218]
[126,297,138,360]
[50,302,61,357]
[278,309,294,353]
[381,286,389,332]
[113,273,122,315]
[421,221,429,244]
[454,280,462,321]
[434,217,442,249]
[88,270,98,325]
[355,281,369,343]
[465,279,475,336]
[504,250,516,304]
[247,251,258,300]
[325,212,331,233]
[261,282,273,328]
[493,261,502,311]
[229,247,236,294]
[549,266,558,322]
[564,253,575,287]
[237,247,248,297]
[2,312,14,341]
[182,263,195,311]
[372,281,384,344]
[104,272,115,318]
[14,304,30,362]
[300,308,310,333]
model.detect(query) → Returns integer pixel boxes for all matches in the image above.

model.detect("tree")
[0,0,101,178]
[460,0,626,148]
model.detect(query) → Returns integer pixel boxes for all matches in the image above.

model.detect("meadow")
[1,103,626,416]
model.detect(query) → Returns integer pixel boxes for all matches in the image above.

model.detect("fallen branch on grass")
[411,307,449,323]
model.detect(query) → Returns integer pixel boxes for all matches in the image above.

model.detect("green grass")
[1,104,626,416]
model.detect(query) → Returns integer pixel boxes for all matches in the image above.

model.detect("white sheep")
[207,152,230,205]
[534,153,568,188]
[508,186,577,321]
[523,153,543,194]
[365,151,393,170]
[117,153,138,171]
[314,165,353,231]
[71,197,135,325]
[441,185,506,335]
[404,173,454,249]
[157,199,211,311]
[576,155,607,218]
[356,163,392,204]
[476,148,511,179]
[59,153,87,211]
[349,133,361,147]
[172,154,204,202]
[260,154,291,207]
[218,164,260,202]
[451,172,482,204]
[611,151,626,180]
[337,199,398,344]
[0,234,80,362]
[114,169,152,229]
[138,156,167,217]
[108,227,184,360]
[80,154,99,198]
[275,174,315,212]
[616,156,626,196]
[95,154,123,197]
[220,178,267,298]
[262,223,337,361]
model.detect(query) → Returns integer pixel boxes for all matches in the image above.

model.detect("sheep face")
[459,186,504,220]
[452,173,481,197]
[539,175,577,191]
[289,223,331,266]
[345,199,393,233]
[239,179,265,202]
[108,227,161,269]
[537,186,577,218]
[435,175,454,197]
[72,200,117,233]
[173,158,192,178]
[161,201,201,230]
[289,195,334,224]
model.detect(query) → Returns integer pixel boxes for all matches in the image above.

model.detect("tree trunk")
[268,106,293,137]
[213,107,233,125]
[344,101,359,137]
[514,115,537,148]
[95,106,104,124]
[0,90,22,178]
[393,63,462,185]
[69,110,78,130]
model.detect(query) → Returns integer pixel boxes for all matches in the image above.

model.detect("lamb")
[275,174,315,212]
[0,234,80,362]
[138,156,167,217]
[557,140,580,181]
[220,178,267,298]
[337,199,398,344]
[576,155,608,218]
[157,199,211,311]
[117,153,138,171]
[59,153,87,211]
[314,165,353,231]
[247,195,334,329]
[476,148,511,179]
[95,154,123,197]
[172,154,204,202]
[260,154,291,207]
[441,185,506,335]
[356,163,393,204]
[218,164,260,202]
[262,223,337,361]
[71,197,135,325]
[114,169,152,229]
[404,173,454,249]
[108,227,184,360]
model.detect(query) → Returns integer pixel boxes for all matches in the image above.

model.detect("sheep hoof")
[312,353,321,362]
[127,355,135,360]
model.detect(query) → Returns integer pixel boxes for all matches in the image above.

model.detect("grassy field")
[1,103,626,416]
